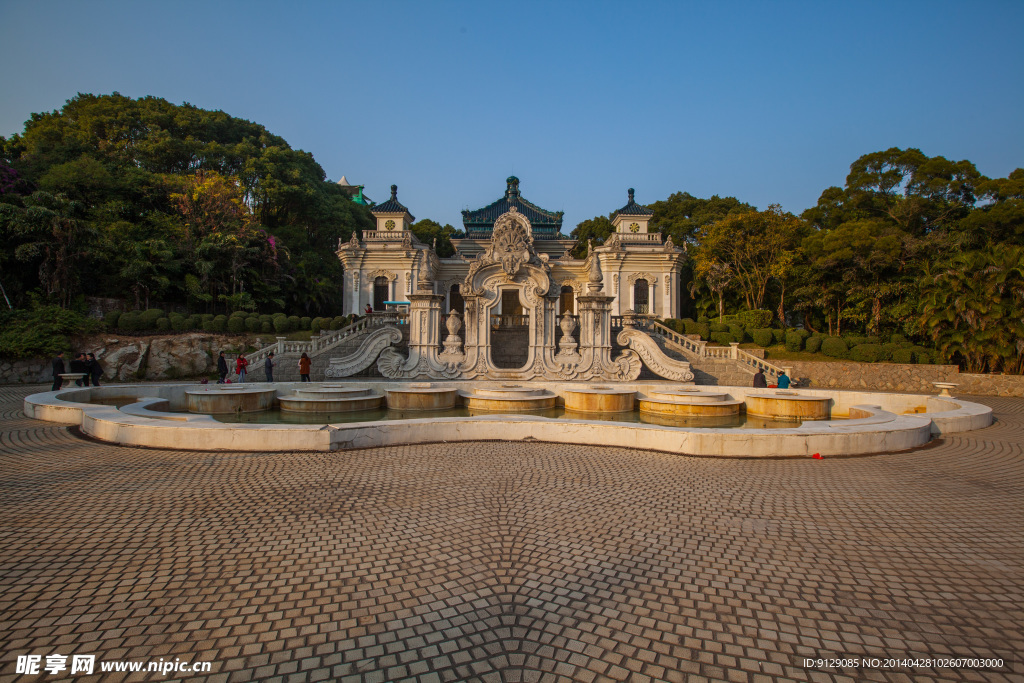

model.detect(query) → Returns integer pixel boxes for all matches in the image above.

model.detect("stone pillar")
[649,281,656,317]
[730,342,740,359]
[577,293,614,356]
[407,291,445,356]
[351,272,360,315]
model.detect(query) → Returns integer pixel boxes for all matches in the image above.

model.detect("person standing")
[264,352,275,382]
[364,303,373,315]
[235,354,248,383]
[51,351,65,391]
[753,369,767,388]
[298,352,311,382]
[217,351,229,383]
[88,353,103,387]
[777,371,791,389]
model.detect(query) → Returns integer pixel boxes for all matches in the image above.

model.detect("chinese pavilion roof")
[612,188,654,218]
[372,185,414,220]
[462,177,564,239]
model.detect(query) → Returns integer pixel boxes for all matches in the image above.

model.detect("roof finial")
[628,188,635,203]
[391,184,398,200]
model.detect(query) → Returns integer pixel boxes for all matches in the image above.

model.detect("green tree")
[410,219,458,257]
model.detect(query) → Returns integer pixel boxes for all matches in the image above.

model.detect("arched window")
[449,284,464,315]
[373,276,389,311]
[634,278,649,314]
[559,286,575,315]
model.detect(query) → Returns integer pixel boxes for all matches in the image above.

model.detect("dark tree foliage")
[0,92,373,315]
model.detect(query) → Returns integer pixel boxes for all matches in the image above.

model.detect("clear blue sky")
[2,0,1022,231]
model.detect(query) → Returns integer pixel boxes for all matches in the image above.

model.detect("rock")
[102,343,149,382]
[145,335,214,379]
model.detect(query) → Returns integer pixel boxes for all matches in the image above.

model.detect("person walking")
[51,351,65,391]
[235,354,248,383]
[298,352,311,382]
[264,352,275,382]
[88,353,103,387]
[70,353,89,387]
[217,351,229,383]
[753,369,767,388]
[776,371,791,389]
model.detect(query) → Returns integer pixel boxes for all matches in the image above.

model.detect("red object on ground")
[812,453,823,459]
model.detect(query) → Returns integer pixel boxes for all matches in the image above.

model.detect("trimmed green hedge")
[820,337,849,359]
[750,328,774,347]
[785,331,804,352]
[805,336,824,353]
[850,343,884,362]
[736,309,773,329]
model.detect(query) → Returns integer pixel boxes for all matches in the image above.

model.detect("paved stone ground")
[1,385,1021,683]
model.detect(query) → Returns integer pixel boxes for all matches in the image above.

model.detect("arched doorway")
[633,278,649,314]
[490,287,529,369]
[448,283,465,315]
[373,276,389,311]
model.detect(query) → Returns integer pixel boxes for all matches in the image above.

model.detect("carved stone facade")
[333,181,689,381]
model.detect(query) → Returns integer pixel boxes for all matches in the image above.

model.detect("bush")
[805,336,824,353]
[785,331,804,352]
[244,317,261,333]
[103,310,122,328]
[118,311,141,332]
[736,309,774,329]
[261,321,274,333]
[710,331,733,346]
[155,317,171,332]
[709,322,729,333]
[0,306,100,358]
[820,337,849,359]
[300,316,312,330]
[186,315,203,330]
[727,324,746,342]
[201,313,215,323]
[229,310,248,319]
[201,319,215,332]
[331,316,344,330]
[697,315,709,324]
[259,314,273,325]
[751,328,774,347]
[694,323,710,340]
[287,315,301,331]
[140,308,164,329]
[210,315,228,333]
[844,335,869,348]
[914,348,933,364]
[850,343,884,362]
[170,313,188,332]
[772,328,786,344]
[891,348,915,364]
[683,319,699,335]
[890,333,907,345]
[273,314,289,334]
[227,316,246,334]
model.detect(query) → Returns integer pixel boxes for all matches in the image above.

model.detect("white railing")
[617,232,663,243]
[245,315,396,364]
[361,230,409,242]
[645,320,708,358]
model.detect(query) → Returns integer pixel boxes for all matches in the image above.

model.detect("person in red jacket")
[235,355,249,383]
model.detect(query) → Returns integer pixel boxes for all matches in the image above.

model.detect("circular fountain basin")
[638,398,743,417]
[279,387,383,413]
[746,391,831,421]
[185,387,277,414]
[562,386,636,413]
[459,386,557,411]
[291,387,373,399]
[386,386,458,410]
[646,389,731,403]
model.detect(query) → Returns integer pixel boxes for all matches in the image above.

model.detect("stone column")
[407,291,445,356]
[649,281,656,317]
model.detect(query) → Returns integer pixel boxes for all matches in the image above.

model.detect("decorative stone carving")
[616,327,695,382]
[625,272,657,287]
[612,273,619,294]
[585,240,604,292]
[369,269,398,282]
[325,326,403,377]
[557,315,578,355]
[442,310,463,355]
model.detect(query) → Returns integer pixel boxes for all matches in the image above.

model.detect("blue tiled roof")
[462,177,563,239]
[612,188,654,218]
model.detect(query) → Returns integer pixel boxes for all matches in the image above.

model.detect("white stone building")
[336,178,687,320]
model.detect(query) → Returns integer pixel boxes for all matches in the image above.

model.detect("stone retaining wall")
[783,360,1024,397]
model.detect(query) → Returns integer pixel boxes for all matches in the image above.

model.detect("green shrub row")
[104,310,361,335]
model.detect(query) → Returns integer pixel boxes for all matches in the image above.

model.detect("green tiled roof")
[462,177,563,239]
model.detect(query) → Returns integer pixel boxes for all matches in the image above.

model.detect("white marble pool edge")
[23,382,994,457]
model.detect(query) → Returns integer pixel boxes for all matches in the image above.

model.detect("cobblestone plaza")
[1,385,1021,682]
